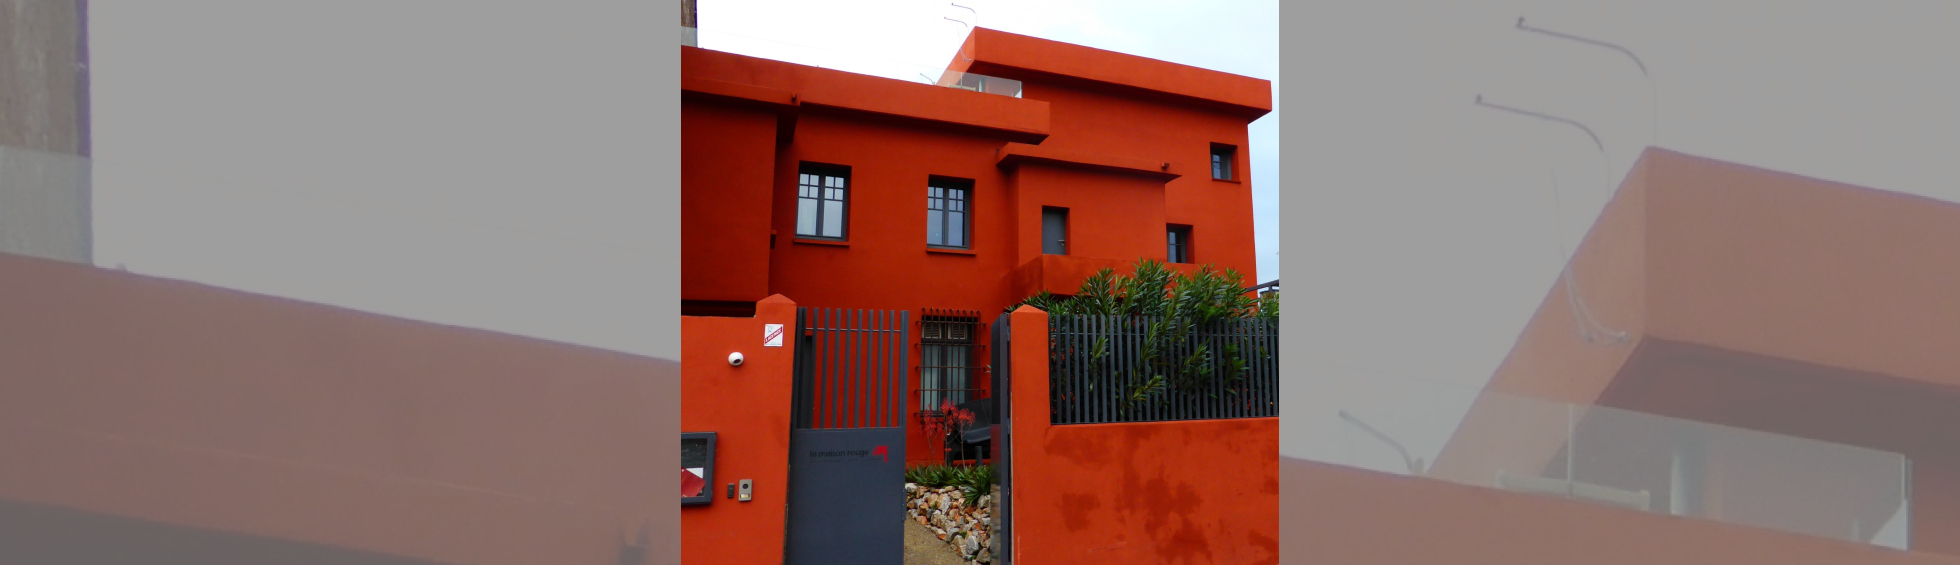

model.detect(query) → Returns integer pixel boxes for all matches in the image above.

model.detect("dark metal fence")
[1048,315,1278,424]
[792,307,910,430]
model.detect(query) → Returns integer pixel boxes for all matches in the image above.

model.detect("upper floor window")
[927,177,972,249]
[797,164,849,239]
[1211,144,1237,181]
[1167,225,1192,263]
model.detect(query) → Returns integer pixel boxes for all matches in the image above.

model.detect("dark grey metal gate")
[990,312,1013,565]
[784,307,909,565]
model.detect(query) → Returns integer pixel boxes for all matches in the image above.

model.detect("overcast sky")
[695,0,1282,284]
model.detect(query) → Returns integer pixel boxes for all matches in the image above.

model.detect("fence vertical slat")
[1083,317,1094,424]
[1213,321,1224,421]
[901,311,909,425]
[813,308,825,429]
[881,309,891,428]
[1124,315,1136,423]
[1117,316,1128,423]
[1264,320,1274,417]
[885,309,893,427]
[827,308,840,429]
[1099,316,1110,424]
[1066,317,1077,424]
[1136,316,1149,423]
[1062,317,1073,424]
[858,309,868,429]
[1096,316,1107,424]
[882,309,889,427]
[811,308,824,429]
[1264,319,1276,417]
[858,309,867,428]
[1135,316,1145,423]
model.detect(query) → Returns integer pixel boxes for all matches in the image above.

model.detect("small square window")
[1167,225,1193,264]
[1210,144,1237,181]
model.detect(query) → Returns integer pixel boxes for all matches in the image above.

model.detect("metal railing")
[1294,374,1912,549]
[1048,315,1279,424]
[932,70,1022,99]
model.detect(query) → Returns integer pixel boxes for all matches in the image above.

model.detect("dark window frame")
[682,431,717,506]
[1167,224,1193,264]
[1210,143,1237,181]
[796,163,851,240]
[919,310,984,414]
[927,176,974,250]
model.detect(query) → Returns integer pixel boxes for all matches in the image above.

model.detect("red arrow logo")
[871,445,888,463]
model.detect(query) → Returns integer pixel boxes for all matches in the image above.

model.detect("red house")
[681,27,1272,465]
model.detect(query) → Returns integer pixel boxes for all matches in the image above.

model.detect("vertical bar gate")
[990,312,1013,565]
[784,307,909,565]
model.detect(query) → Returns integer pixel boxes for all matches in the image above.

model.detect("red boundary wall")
[1006,306,1278,564]
[679,295,799,565]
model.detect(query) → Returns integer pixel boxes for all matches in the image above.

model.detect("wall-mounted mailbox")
[683,432,717,507]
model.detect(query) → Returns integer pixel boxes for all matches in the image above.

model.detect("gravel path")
[904,517,968,565]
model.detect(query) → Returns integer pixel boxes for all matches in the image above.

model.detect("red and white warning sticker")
[764,323,784,347]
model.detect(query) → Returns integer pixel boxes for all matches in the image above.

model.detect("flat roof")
[950,28,1273,120]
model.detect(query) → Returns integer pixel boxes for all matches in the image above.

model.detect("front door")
[1042,208,1068,255]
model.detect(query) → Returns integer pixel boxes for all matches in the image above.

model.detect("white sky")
[694,0,1282,284]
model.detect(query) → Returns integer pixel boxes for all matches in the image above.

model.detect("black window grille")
[920,309,984,413]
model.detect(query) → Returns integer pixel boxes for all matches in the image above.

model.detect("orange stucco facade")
[1424,147,1960,557]
[680,27,1270,464]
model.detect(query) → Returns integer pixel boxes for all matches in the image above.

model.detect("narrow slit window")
[1210,144,1237,181]
[1167,225,1192,263]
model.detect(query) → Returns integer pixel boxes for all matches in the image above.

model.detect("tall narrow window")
[797,164,849,239]
[921,310,981,412]
[1167,225,1192,263]
[1211,144,1237,181]
[927,177,972,249]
